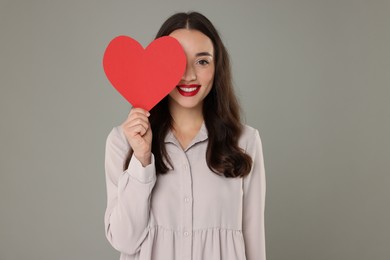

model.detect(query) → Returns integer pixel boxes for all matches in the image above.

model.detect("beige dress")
[104,122,266,260]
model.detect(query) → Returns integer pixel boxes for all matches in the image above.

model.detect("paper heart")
[103,35,186,111]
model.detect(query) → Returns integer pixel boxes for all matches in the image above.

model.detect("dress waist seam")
[148,225,243,233]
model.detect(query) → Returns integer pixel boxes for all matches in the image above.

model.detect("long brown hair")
[124,11,252,178]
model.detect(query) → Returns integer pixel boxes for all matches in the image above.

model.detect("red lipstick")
[176,84,201,97]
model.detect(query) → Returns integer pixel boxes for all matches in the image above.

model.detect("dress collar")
[164,121,208,151]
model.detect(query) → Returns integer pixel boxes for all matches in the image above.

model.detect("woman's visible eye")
[197,59,210,66]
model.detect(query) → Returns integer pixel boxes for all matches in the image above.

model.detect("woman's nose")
[181,63,196,82]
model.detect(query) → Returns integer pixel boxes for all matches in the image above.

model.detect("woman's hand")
[121,108,152,167]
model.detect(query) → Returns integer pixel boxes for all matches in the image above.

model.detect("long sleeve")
[242,129,266,260]
[104,126,156,255]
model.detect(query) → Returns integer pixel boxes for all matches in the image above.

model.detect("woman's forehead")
[169,29,214,56]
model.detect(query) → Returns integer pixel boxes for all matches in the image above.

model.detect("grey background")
[0,0,389,259]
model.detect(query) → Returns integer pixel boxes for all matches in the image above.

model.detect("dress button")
[184,197,190,203]
[184,231,189,236]
[184,164,188,170]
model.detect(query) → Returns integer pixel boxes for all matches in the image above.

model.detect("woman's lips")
[176,84,201,97]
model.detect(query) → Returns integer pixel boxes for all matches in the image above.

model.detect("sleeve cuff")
[126,154,156,183]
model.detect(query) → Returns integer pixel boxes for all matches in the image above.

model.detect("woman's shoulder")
[239,124,263,151]
[240,124,262,139]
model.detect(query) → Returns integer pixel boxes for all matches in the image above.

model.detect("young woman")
[104,11,266,260]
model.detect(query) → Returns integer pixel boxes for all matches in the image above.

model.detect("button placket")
[181,154,193,259]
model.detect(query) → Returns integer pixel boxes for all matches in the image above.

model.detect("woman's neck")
[169,101,203,129]
[168,100,204,149]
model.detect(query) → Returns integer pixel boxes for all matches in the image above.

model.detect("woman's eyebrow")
[196,52,213,57]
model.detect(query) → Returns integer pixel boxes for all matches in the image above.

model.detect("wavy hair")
[123,11,252,178]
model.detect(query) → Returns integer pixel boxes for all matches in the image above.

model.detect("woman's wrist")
[134,152,152,167]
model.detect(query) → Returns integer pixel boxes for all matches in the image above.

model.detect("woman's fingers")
[121,107,152,142]
[127,114,149,124]
[128,107,150,118]
[121,108,153,166]
[122,108,150,136]
[125,117,149,132]
[128,123,148,137]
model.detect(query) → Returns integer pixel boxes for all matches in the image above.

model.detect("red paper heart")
[103,36,186,111]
